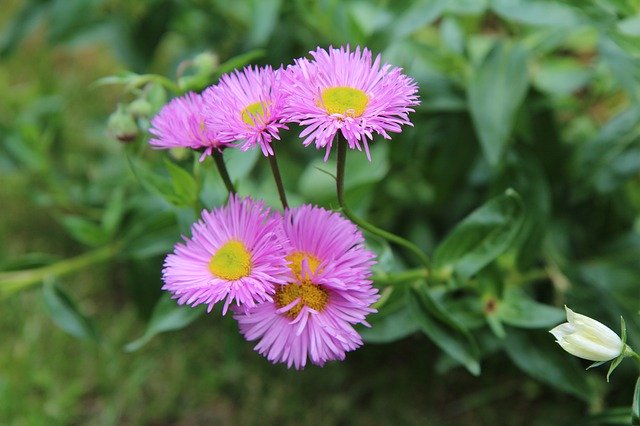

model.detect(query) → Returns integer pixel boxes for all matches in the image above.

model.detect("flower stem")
[335,136,430,269]
[268,145,288,209]
[0,241,123,297]
[212,150,236,195]
[373,268,429,285]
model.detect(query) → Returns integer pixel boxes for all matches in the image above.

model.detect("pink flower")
[234,205,379,369]
[202,66,288,156]
[149,92,227,161]
[282,46,419,160]
[161,195,289,314]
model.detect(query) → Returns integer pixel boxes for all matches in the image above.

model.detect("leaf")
[361,288,419,343]
[572,107,640,195]
[214,49,266,78]
[468,41,530,165]
[102,186,125,236]
[247,0,282,46]
[496,288,565,328]
[490,0,585,27]
[599,36,640,103]
[409,287,481,375]
[391,0,446,40]
[433,189,524,279]
[164,159,198,207]
[532,58,592,95]
[42,281,99,342]
[632,376,640,425]
[124,293,203,352]
[297,144,389,201]
[59,215,110,247]
[504,328,595,401]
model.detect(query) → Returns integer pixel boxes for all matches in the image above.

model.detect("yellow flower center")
[208,240,252,280]
[274,251,327,318]
[320,86,369,117]
[275,282,329,319]
[241,101,269,126]
[286,251,322,280]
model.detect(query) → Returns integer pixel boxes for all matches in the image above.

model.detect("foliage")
[2,0,640,423]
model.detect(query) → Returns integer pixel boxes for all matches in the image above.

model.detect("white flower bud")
[550,306,625,362]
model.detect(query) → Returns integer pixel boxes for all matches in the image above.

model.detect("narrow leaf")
[468,41,529,165]
[125,293,203,352]
[42,281,99,342]
[409,287,480,375]
[433,189,524,279]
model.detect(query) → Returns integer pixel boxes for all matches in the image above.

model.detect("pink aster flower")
[234,205,379,369]
[149,92,227,161]
[202,66,287,156]
[161,195,289,314]
[282,45,419,160]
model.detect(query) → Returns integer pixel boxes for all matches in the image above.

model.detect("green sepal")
[586,360,607,370]
[606,316,628,382]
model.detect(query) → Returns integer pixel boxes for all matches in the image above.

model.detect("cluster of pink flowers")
[163,196,379,368]
[149,46,418,368]
[150,45,419,161]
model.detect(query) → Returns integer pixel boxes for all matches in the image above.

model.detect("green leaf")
[130,158,196,207]
[572,107,640,195]
[532,58,592,95]
[214,49,266,79]
[361,288,419,343]
[59,215,110,247]
[409,287,480,375]
[504,328,595,401]
[496,288,565,329]
[164,159,198,207]
[589,407,633,425]
[297,143,389,201]
[433,189,524,279]
[102,186,125,236]
[618,14,640,37]
[468,41,530,165]
[124,294,203,352]
[391,0,446,40]
[42,281,99,342]
[247,0,282,46]
[221,145,260,181]
[600,36,640,103]
[490,0,585,27]
[632,376,640,425]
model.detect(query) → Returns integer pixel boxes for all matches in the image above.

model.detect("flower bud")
[550,306,625,362]
[107,104,139,142]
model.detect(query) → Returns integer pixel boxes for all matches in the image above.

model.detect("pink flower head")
[149,92,228,161]
[234,205,379,369]
[202,66,288,157]
[282,45,419,160]
[161,195,289,314]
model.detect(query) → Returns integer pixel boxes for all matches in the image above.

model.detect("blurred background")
[2,0,640,424]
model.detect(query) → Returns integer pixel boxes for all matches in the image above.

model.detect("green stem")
[212,150,236,195]
[373,268,429,285]
[335,136,430,269]
[268,145,288,209]
[0,242,122,297]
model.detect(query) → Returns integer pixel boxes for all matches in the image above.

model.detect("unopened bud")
[108,104,138,142]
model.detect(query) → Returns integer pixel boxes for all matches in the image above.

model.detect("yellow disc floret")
[286,251,322,280]
[209,239,252,280]
[241,101,269,126]
[320,86,369,117]
[275,282,329,318]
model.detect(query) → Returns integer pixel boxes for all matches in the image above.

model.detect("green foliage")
[3,0,640,423]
